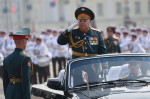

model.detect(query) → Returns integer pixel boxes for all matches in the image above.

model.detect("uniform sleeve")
[138,44,146,53]
[98,32,107,54]
[21,57,31,99]
[3,61,10,96]
[57,29,69,45]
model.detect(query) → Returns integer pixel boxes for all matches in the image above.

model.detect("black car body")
[32,53,150,99]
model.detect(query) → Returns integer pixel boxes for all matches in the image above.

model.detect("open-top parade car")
[32,53,150,99]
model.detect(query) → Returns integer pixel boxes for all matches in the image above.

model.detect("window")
[148,1,150,13]
[135,2,141,14]
[97,3,103,16]
[116,2,122,15]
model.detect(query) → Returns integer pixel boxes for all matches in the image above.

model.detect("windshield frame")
[67,53,150,90]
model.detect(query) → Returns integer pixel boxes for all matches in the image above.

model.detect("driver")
[120,61,142,79]
[107,61,142,81]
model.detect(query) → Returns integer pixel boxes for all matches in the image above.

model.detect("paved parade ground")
[0,79,43,99]
[0,79,4,99]
[0,62,60,99]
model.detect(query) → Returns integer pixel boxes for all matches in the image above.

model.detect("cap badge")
[81,8,85,11]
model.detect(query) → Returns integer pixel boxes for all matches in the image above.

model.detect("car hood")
[73,85,150,99]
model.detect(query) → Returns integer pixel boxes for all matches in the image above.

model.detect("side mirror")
[47,78,62,90]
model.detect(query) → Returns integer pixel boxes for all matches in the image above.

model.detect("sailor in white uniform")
[0,31,7,54]
[115,29,121,42]
[3,33,16,57]
[120,30,130,53]
[140,28,150,53]
[0,52,4,79]
[45,29,53,54]
[51,30,61,77]
[34,36,52,83]
[128,32,146,53]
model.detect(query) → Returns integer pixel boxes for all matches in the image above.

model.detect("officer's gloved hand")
[63,22,78,36]
[67,22,78,32]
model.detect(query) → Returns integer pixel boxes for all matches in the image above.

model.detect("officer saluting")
[3,28,33,99]
[57,7,107,59]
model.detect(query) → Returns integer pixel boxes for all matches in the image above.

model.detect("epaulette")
[113,36,119,40]
[72,28,79,33]
[91,27,101,32]
[73,28,78,30]
[23,51,30,57]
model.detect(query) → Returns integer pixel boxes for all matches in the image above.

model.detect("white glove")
[58,70,65,83]
[67,22,78,32]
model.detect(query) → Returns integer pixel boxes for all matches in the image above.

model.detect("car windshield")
[69,56,150,88]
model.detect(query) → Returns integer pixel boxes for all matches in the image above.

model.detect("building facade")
[0,0,150,33]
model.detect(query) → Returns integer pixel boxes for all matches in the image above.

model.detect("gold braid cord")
[69,31,84,48]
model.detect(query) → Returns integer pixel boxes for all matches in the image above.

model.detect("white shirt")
[33,42,52,64]
[120,36,130,53]
[139,35,150,53]
[25,40,36,61]
[107,64,142,81]
[128,40,146,53]
[45,37,53,53]
[3,38,16,57]
[51,37,60,58]
[0,52,4,66]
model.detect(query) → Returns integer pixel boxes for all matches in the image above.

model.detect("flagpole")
[82,70,90,98]
[87,73,90,98]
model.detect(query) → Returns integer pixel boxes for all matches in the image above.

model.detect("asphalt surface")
[0,61,63,99]
[0,78,44,99]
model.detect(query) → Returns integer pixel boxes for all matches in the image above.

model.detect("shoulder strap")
[21,56,34,77]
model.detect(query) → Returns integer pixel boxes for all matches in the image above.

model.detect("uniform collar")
[79,27,90,33]
[15,48,23,51]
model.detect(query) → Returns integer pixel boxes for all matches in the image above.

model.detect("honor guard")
[105,26,121,54]
[57,7,107,59]
[3,28,33,99]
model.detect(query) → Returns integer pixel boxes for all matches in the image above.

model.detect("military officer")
[57,7,107,59]
[57,7,107,86]
[3,28,33,99]
[105,26,121,54]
